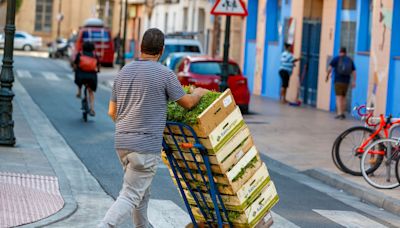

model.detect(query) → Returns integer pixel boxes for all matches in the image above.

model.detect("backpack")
[79,52,97,72]
[336,57,353,75]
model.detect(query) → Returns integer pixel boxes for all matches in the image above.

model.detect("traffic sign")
[211,0,248,16]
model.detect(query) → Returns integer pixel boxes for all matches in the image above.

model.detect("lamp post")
[121,0,128,69]
[0,0,16,146]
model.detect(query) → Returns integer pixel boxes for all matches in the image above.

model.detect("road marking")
[42,72,60,81]
[16,70,32,78]
[313,210,388,228]
[271,211,300,228]
[148,199,191,228]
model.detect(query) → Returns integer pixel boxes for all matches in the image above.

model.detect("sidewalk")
[246,96,400,216]
[0,79,114,227]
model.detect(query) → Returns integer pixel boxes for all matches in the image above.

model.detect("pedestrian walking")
[279,43,299,104]
[98,28,208,228]
[326,47,357,120]
[73,41,99,116]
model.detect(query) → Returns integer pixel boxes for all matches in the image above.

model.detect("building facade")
[243,0,400,116]
[0,0,121,43]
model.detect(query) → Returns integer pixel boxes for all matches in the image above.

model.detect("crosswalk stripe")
[16,70,32,78]
[42,72,60,81]
[313,210,387,228]
[271,211,300,228]
[148,199,191,228]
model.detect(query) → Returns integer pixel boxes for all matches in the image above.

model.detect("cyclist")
[73,42,99,116]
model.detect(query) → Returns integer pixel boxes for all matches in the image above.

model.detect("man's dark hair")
[340,47,347,54]
[284,43,292,50]
[83,42,95,52]
[141,28,165,55]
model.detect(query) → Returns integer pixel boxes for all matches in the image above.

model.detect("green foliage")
[232,156,258,182]
[167,87,221,125]
[228,211,241,221]
[16,0,23,13]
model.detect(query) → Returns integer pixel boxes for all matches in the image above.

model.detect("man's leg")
[98,152,159,228]
[341,95,347,116]
[336,95,342,115]
[132,187,152,228]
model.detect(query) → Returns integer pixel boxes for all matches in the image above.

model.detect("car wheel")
[240,105,249,114]
[23,45,33,51]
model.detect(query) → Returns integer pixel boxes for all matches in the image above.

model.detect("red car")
[176,56,250,113]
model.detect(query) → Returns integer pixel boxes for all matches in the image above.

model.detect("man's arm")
[326,66,333,82]
[177,88,209,110]
[108,101,117,122]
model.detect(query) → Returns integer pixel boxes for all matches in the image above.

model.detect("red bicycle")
[333,105,400,176]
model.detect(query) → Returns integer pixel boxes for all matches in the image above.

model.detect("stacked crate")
[163,89,279,228]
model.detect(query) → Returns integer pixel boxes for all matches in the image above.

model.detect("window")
[268,0,282,42]
[15,33,26,38]
[183,8,188,31]
[189,62,240,76]
[35,0,53,32]
[164,13,168,33]
[82,30,111,42]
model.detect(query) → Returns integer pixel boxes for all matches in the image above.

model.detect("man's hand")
[177,87,210,110]
[108,101,117,122]
[325,75,330,83]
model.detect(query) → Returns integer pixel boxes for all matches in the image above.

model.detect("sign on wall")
[211,0,248,16]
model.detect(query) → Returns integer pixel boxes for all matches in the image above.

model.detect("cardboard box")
[165,89,237,138]
[164,106,245,152]
[192,181,279,228]
[184,163,271,211]
[165,146,263,194]
[185,212,273,228]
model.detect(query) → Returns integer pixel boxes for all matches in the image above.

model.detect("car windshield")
[161,44,201,62]
[189,61,240,76]
[82,30,110,42]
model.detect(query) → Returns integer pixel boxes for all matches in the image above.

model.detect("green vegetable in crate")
[167,87,221,125]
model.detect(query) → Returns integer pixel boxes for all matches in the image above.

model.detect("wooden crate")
[165,89,237,138]
[164,106,245,153]
[164,146,263,194]
[191,181,279,228]
[183,163,271,211]
[184,212,273,228]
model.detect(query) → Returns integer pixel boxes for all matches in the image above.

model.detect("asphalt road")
[12,55,397,228]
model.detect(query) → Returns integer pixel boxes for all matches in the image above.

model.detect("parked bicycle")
[333,105,400,177]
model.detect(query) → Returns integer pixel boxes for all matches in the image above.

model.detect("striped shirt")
[111,60,186,154]
[279,51,295,74]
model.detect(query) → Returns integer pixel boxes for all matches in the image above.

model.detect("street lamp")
[0,0,16,146]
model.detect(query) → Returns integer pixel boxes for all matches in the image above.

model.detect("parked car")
[47,38,69,58]
[70,18,114,67]
[176,56,251,113]
[0,33,4,48]
[162,52,201,72]
[160,38,204,63]
[12,31,42,51]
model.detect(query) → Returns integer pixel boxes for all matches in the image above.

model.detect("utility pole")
[0,0,17,146]
[121,0,128,68]
[116,0,123,65]
[219,16,230,91]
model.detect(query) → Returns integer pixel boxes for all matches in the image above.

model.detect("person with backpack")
[73,42,100,116]
[326,47,356,120]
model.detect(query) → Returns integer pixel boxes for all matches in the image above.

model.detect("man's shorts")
[279,69,290,88]
[334,82,349,96]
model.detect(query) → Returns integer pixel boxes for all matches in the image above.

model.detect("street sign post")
[211,0,248,92]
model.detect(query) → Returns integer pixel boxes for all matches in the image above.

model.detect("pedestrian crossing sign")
[211,0,248,16]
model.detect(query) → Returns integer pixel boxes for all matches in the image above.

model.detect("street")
[10,54,400,228]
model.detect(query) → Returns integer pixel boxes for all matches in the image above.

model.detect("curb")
[14,80,78,227]
[303,168,400,217]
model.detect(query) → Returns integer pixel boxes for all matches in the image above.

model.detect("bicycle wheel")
[361,138,400,189]
[396,154,400,185]
[331,134,343,171]
[335,126,381,176]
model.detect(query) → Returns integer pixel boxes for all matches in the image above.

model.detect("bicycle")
[81,84,89,122]
[333,105,400,176]
[360,137,400,189]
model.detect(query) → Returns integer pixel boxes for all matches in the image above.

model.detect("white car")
[160,38,204,63]
[0,31,42,51]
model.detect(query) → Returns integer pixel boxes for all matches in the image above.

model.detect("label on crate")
[223,95,233,108]
[209,107,244,151]
[226,145,258,182]
[236,163,270,202]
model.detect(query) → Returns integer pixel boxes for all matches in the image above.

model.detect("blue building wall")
[262,0,292,98]
[386,0,400,117]
[352,0,371,108]
[243,0,259,94]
